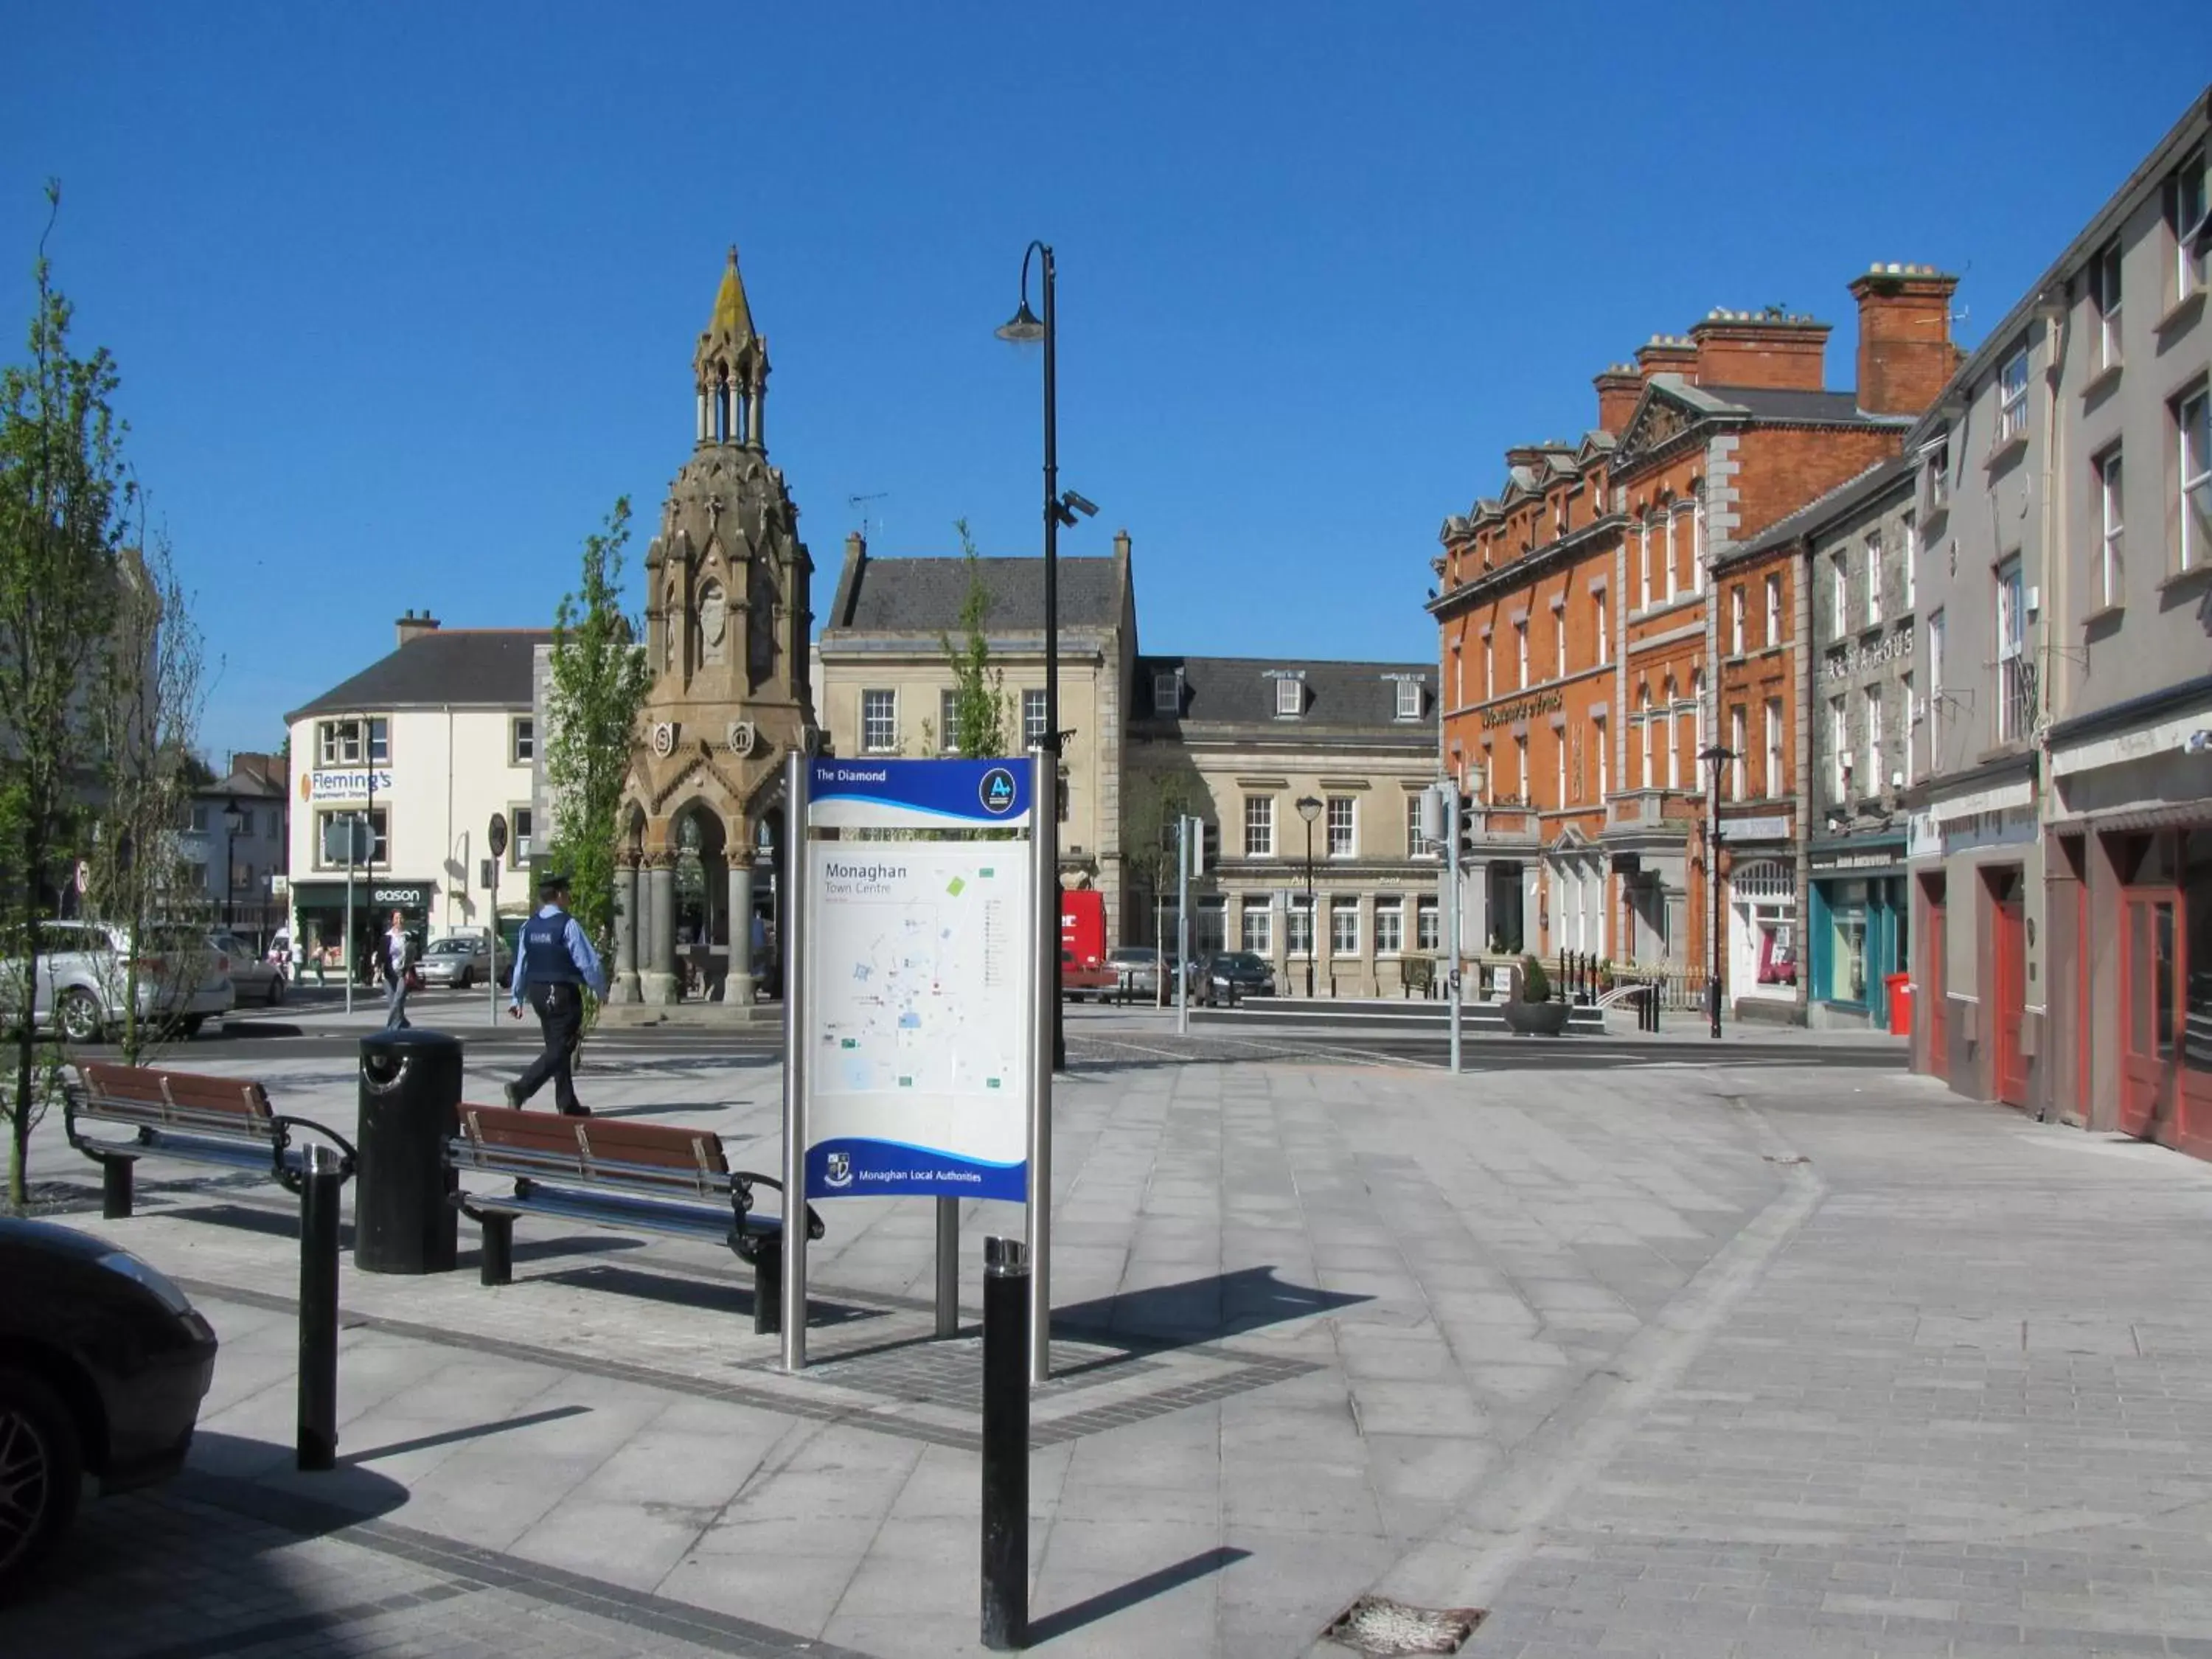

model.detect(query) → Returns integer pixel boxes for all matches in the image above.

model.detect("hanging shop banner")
[802,759,1035,1202]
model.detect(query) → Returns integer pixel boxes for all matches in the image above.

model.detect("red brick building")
[1430,268,1959,1011]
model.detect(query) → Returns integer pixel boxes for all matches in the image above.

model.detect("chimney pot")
[395,611,441,648]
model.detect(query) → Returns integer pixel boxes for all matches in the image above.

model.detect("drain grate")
[1324,1596,1486,1656]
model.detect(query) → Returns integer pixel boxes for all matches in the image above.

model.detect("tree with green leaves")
[1,184,138,1208]
[939,518,1010,759]
[544,496,650,970]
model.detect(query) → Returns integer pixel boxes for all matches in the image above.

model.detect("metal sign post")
[1027,748,1054,1385]
[487,813,508,1027]
[1175,815,1191,1036]
[780,750,810,1371]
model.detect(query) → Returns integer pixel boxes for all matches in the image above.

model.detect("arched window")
[1637,686,1652,788]
[1662,678,1680,789]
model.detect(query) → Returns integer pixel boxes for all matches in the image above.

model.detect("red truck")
[1059,890,1117,1001]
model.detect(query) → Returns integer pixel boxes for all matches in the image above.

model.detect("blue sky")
[5,3,2205,765]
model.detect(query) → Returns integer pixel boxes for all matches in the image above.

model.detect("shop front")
[1726,855,1799,1013]
[1808,833,1909,1031]
[2047,684,2212,1161]
[289,879,437,983]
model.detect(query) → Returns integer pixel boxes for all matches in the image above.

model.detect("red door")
[2121,889,2180,1141]
[1924,891,1950,1081]
[1990,877,2028,1107]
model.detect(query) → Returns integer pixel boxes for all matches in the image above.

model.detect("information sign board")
[801,759,1034,1202]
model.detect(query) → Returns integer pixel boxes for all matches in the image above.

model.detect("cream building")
[284,613,545,975]
[815,531,1137,933]
[1126,654,1442,997]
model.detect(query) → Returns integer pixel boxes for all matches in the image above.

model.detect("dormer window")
[1394,680,1422,720]
[1276,676,1304,717]
[1152,671,1179,715]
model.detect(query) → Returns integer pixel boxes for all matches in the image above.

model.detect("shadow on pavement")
[1057,1265,1369,1349]
[538,1259,888,1329]
[10,1430,414,1658]
[342,1402,593,1467]
[1029,1545,1252,1644]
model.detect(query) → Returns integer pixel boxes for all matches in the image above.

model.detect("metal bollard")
[297,1143,342,1472]
[981,1236,1030,1651]
[102,1158,134,1220]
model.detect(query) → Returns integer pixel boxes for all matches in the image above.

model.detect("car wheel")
[180,1015,205,1037]
[266,975,285,1006]
[458,967,473,990]
[56,988,102,1045]
[0,1366,84,1600]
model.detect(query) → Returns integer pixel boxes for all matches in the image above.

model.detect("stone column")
[749,366,766,451]
[695,390,708,444]
[726,856,754,1006]
[639,851,679,1005]
[611,854,639,1004]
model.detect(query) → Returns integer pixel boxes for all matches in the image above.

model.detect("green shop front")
[289,879,438,982]
[1807,834,1909,1031]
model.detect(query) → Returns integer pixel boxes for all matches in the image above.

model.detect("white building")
[284,613,546,974]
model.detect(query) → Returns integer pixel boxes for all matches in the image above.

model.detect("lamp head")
[995,299,1045,344]
[1295,796,1323,824]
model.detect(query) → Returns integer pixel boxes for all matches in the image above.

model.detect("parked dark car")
[0,1219,218,1596]
[1197,950,1276,1004]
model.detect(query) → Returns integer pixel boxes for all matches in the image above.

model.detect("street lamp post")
[1697,744,1735,1041]
[998,241,1098,1071]
[220,797,245,929]
[1295,795,1322,998]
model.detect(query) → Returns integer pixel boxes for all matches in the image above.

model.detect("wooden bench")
[446,1105,824,1335]
[66,1060,358,1219]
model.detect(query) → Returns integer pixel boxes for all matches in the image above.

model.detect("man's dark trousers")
[515,981,584,1114]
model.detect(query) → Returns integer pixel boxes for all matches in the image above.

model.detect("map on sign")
[805,841,1033,1199]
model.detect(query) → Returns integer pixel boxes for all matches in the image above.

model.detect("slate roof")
[1706,385,1885,424]
[827,554,1124,634]
[1135,655,1436,731]
[1729,456,1912,563]
[286,630,552,723]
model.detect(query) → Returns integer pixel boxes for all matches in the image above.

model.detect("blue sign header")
[807,758,1032,830]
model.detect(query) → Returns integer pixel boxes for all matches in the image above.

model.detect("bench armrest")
[271,1116,359,1191]
[731,1169,826,1242]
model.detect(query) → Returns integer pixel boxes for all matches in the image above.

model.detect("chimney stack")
[1113,527,1132,560]
[1850,263,1962,417]
[395,608,441,648]
[1593,364,1643,434]
[1687,310,1831,392]
[1634,335,1700,383]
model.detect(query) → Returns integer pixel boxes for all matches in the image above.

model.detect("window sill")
[2079,360,2123,400]
[2081,602,2125,630]
[2157,563,2212,597]
[2156,288,2206,337]
[1984,431,2029,471]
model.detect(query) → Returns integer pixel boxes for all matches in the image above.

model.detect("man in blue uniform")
[504,872,607,1117]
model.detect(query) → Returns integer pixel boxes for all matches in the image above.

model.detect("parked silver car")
[416,933,513,990]
[0,922,234,1043]
[209,932,285,1006]
[1105,945,1161,998]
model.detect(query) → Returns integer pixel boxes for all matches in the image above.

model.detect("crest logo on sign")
[979,767,1017,815]
[824,1151,852,1189]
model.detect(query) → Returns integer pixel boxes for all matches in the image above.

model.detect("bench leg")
[102,1158,135,1220]
[753,1237,782,1337]
[479,1214,515,1287]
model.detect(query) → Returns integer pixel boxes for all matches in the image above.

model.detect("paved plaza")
[12,1022,2212,1658]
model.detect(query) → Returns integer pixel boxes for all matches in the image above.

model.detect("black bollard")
[981,1236,1030,1651]
[297,1142,342,1472]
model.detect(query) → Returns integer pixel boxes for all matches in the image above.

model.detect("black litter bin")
[355,1028,463,1274]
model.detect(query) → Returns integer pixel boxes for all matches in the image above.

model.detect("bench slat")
[79,1061,271,1124]
[459,1104,727,1198]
